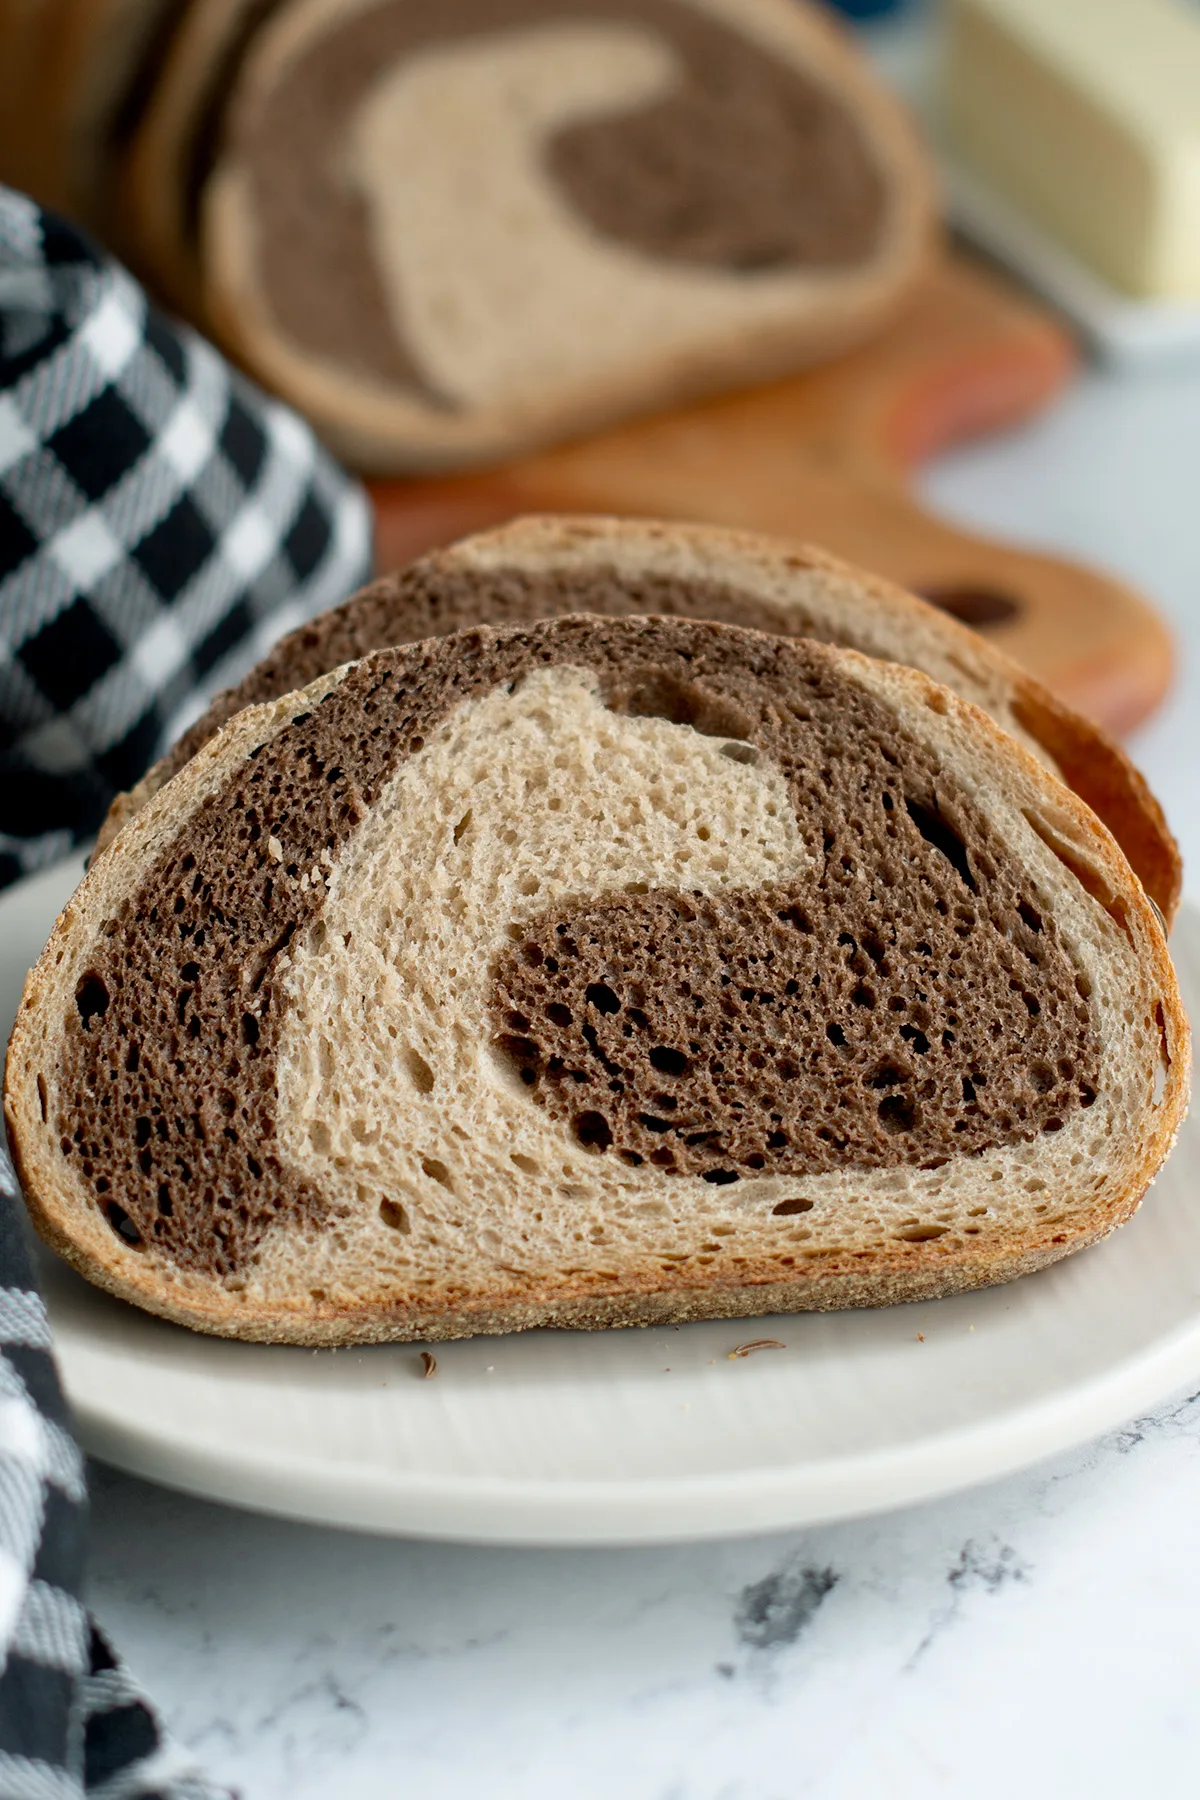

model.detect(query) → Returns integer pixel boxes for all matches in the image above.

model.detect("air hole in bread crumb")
[36,1074,47,1122]
[649,1045,689,1077]
[1153,1004,1171,1104]
[379,1198,411,1233]
[904,799,976,892]
[104,1202,143,1248]
[75,972,109,1027]
[878,1094,917,1134]
[510,1153,540,1175]
[773,1198,814,1216]
[421,1157,453,1189]
[869,1061,909,1091]
[896,1223,948,1242]
[405,1048,435,1094]
[574,1111,612,1152]
[453,810,472,844]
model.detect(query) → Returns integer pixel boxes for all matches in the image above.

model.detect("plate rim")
[66,1307,1200,1544]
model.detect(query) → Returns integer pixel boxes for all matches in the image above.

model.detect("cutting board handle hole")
[918,586,1023,628]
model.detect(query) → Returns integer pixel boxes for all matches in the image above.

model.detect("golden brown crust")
[1004,676,1182,924]
[8,1198,1133,1344]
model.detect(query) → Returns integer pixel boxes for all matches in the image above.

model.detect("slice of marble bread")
[6,612,1188,1345]
[99,517,1182,923]
[200,0,935,471]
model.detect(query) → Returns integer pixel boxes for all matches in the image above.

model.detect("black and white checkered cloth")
[0,186,374,1796]
[0,183,372,891]
[0,1151,229,1800]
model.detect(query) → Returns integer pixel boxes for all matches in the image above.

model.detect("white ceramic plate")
[5,858,1199,1545]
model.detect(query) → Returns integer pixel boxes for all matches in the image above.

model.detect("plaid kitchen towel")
[0,183,372,891]
[0,184,374,1795]
[0,1145,232,1800]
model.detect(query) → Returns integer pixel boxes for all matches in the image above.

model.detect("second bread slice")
[100,517,1181,923]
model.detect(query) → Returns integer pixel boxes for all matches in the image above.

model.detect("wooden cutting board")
[369,252,1172,737]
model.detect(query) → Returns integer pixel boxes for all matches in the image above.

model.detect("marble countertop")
[90,1384,1200,1800]
[80,354,1200,1800]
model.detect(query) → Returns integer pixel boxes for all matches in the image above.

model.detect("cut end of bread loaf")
[96,515,1182,924]
[6,609,1189,1345]
[201,0,936,470]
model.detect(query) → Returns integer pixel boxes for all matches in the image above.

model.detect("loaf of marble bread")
[6,609,1188,1343]
[97,517,1182,924]
[120,0,267,319]
[200,0,936,471]
[0,0,179,239]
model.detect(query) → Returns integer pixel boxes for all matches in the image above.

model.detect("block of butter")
[944,0,1200,300]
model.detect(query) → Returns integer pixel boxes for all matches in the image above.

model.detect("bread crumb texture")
[11,612,1185,1341]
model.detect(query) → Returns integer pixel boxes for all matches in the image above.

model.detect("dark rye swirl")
[7,608,1187,1344]
[200,0,935,470]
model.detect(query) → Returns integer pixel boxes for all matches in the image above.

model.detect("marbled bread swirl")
[6,612,1188,1344]
[98,517,1182,923]
[200,0,935,471]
